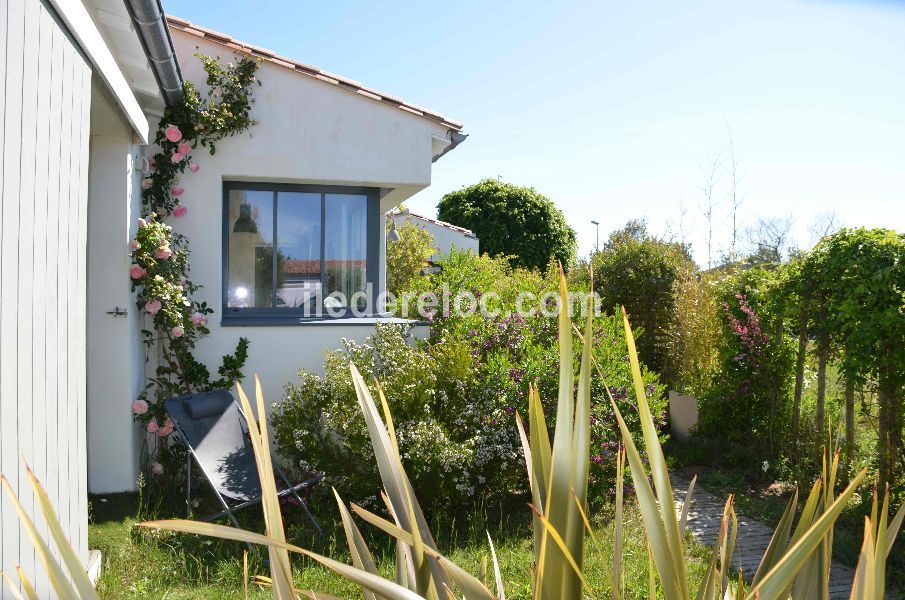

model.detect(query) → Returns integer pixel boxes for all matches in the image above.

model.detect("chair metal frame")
[171,399,324,538]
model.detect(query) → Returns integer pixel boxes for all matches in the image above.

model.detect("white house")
[400,211,479,262]
[86,16,465,493]
[1,0,176,595]
[1,2,463,595]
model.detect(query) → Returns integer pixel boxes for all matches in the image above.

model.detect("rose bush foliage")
[128,54,259,481]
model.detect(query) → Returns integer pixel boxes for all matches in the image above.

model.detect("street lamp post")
[591,220,599,253]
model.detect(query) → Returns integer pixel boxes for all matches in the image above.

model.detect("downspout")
[432,130,468,163]
[123,0,184,106]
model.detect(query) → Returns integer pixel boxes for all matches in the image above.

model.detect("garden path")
[670,475,856,599]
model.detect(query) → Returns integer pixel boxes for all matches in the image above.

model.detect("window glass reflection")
[227,190,273,308]
[325,194,367,309]
[276,192,321,311]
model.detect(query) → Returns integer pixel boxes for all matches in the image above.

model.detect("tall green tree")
[817,228,905,490]
[592,220,694,382]
[437,179,577,270]
[782,228,904,487]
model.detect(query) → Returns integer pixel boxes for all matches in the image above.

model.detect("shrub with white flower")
[273,251,668,510]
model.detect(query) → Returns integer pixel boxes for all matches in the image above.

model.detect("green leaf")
[332,488,380,600]
[349,364,449,594]
[1,569,31,600]
[486,532,506,600]
[678,476,697,536]
[752,489,799,586]
[1,474,81,600]
[746,468,868,599]
[23,465,101,599]
[622,308,688,597]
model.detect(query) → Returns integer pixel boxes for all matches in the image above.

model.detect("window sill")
[219,314,430,327]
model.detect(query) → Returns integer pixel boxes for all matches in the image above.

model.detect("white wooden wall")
[1,0,92,596]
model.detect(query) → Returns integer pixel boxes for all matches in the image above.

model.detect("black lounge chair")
[165,390,323,536]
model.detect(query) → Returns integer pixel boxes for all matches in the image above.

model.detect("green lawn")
[89,492,714,599]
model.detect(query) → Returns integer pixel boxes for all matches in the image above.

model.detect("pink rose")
[171,326,184,338]
[132,399,148,415]
[129,240,141,251]
[141,178,153,190]
[189,163,200,173]
[150,461,163,475]
[157,424,173,437]
[149,158,156,170]
[172,205,187,218]
[171,187,184,197]
[164,125,182,143]
[129,265,146,279]
[177,142,192,156]
[144,299,162,315]
[137,218,147,228]
[171,152,183,163]
[191,312,208,326]
[155,246,172,260]
[147,418,159,433]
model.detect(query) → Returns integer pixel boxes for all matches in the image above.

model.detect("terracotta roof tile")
[166,15,464,132]
[282,259,366,275]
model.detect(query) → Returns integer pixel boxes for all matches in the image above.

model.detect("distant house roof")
[166,16,463,132]
[405,212,476,238]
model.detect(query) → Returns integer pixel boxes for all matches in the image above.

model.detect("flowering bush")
[273,324,473,508]
[695,267,795,466]
[272,250,666,508]
[128,54,260,483]
[413,251,667,503]
[723,293,770,370]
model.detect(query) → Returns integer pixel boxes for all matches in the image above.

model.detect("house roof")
[165,16,464,132]
[405,212,476,237]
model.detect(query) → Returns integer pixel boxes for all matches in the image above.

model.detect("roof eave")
[124,0,184,106]
[165,15,463,132]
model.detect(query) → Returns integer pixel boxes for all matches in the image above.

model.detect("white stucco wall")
[86,82,145,494]
[164,30,451,406]
[404,215,479,260]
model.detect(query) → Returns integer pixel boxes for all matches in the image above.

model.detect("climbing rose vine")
[129,54,260,479]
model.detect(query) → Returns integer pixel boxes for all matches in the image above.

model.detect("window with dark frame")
[223,182,378,322]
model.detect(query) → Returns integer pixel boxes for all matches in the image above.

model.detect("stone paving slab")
[670,475,856,599]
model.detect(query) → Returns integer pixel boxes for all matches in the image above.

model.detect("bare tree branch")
[744,215,795,264]
[698,152,723,269]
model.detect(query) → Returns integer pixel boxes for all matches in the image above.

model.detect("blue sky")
[165,0,905,265]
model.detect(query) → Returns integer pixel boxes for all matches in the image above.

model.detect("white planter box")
[669,391,699,442]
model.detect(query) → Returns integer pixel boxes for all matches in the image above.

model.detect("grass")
[89,491,714,599]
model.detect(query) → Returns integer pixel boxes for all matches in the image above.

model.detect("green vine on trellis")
[128,53,261,476]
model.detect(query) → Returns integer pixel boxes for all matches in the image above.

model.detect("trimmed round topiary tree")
[437,178,577,271]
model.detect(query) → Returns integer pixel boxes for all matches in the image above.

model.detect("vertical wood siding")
[1,0,91,596]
